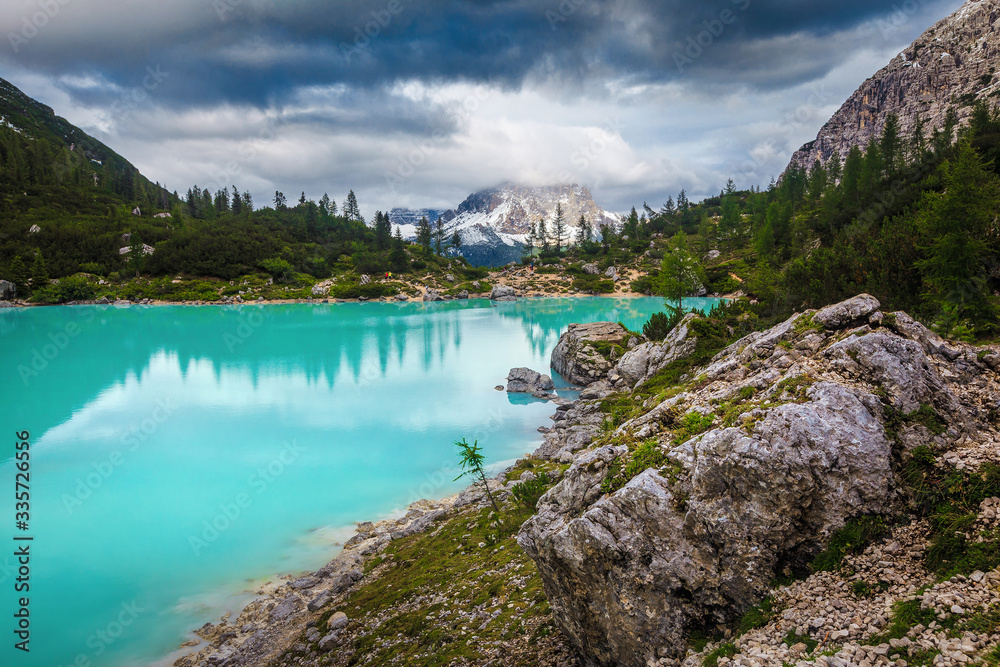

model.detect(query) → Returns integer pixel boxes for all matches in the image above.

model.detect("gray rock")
[582,263,601,276]
[317,630,341,652]
[423,290,445,302]
[551,322,630,387]
[306,592,332,613]
[507,367,556,395]
[360,274,371,286]
[519,382,896,666]
[445,274,455,282]
[269,595,302,622]
[457,290,470,300]
[396,293,409,301]
[812,293,881,329]
[604,266,619,281]
[490,285,517,302]
[826,330,964,419]
[311,284,329,296]
[290,576,320,590]
[0,280,15,299]
[328,612,349,631]
[0,301,15,308]
[614,313,699,388]
[704,250,721,262]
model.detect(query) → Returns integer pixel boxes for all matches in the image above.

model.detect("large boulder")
[311,284,330,296]
[812,293,880,329]
[612,313,699,388]
[423,290,445,302]
[518,382,897,666]
[582,263,600,276]
[490,285,517,302]
[507,367,556,398]
[551,322,630,387]
[0,280,15,299]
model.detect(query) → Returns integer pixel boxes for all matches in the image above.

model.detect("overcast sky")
[0,0,965,217]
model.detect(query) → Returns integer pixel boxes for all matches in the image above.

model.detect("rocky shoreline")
[166,294,998,667]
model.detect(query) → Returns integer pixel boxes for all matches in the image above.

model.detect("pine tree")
[434,218,444,255]
[719,191,740,250]
[916,139,1000,330]
[880,113,902,177]
[389,228,409,272]
[576,214,591,245]
[344,190,361,222]
[9,256,28,297]
[842,145,864,205]
[416,216,432,255]
[553,203,566,253]
[31,251,49,290]
[274,191,287,210]
[320,193,331,216]
[452,231,462,251]
[299,191,307,207]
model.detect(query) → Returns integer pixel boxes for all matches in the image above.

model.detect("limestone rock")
[507,367,556,398]
[360,274,371,286]
[614,313,699,388]
[519,382,897,666]
[582,263,600,275]
[812,293,880,329]
[0,280,15,299]
[457,290,470,300]
[789,0,1000,172]
[423,290,445,302]
[311,284,329,297]
[551,322,630,387]
[490,285,517,302]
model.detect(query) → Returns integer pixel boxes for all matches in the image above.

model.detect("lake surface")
[0,297,722,667]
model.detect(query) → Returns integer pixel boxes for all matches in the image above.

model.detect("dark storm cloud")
[1,0,961,110]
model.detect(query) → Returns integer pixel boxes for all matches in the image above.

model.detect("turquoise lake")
[0,297,722,667]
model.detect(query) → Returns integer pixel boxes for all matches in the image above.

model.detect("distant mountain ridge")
[390,183,619,266]
[788,0,1000,171]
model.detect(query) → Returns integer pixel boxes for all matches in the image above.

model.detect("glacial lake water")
[0,296,722,667]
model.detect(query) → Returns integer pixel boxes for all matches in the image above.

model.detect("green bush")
[510,473,552,510]
[330,282,400,300]
[31,275,96,303]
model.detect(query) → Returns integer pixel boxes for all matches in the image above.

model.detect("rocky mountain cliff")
[519,295,1000,666]
[390,183,619,266]
[788,0,1000,171]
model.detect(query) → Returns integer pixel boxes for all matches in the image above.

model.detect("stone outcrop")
[423,290,445,302]
[490,285,517,302]
[0,279,15,299]
[582,263,600,276]
[789,0,1000,172]
[610,313,699,389]
[518,294,1000,666]
[551,322,632,387]
[507,367,556,399]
